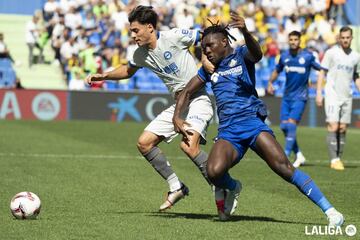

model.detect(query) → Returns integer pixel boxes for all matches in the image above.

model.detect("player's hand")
[267,82,274,95]
[202,55,215,74]
[173,116,192,140]
[316,94,323,107]
[229,11,247,32]
[85,73,105,85]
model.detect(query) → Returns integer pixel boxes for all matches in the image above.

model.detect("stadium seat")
[0,58,16,88]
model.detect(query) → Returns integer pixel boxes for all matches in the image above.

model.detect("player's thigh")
[144,104,178,143]
[339,98,352,125]
[179,130,202,158]
[289,100,306,122]
[325,97,340,123]
[185,95,213,141]
[280,99,291,121]
[253,132,294,180]
[207,139,238,176]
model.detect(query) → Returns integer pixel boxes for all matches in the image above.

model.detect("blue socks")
[291,169,333,213]
[280,122,288,135]
[212,172,237,191]
[293,140,299,154]
[284,122,297,157]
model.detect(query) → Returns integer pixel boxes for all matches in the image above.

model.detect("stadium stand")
[0,0,359,96]
[0,59,17,88]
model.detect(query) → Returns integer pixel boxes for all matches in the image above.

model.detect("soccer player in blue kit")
[173,12,344,225]
[267,31,323,168]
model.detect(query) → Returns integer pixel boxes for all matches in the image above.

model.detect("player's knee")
[339,125,347,133]
[180,141,199,158]
[274,155,294,180]
[327,123,338,132]
[207,161,225,181]
[136,138,153,155]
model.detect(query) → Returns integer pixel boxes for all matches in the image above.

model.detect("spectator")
[175,9,194,29]
[64,6,82,30]
[0,33,15,63]
[284,14,302,34]
[43,0,59,21]
[25,15,43,67]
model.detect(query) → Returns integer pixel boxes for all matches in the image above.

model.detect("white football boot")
[224,180,242,216]
[293,152,306,168]
[326,208,344,227]
[159,183,189,211]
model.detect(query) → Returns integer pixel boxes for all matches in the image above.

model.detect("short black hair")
[288,30,301,38]
[202,21,236,43]
[340,26,353,35]
[128,5,158,29]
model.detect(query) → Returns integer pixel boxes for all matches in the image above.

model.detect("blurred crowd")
[1,0,350,91]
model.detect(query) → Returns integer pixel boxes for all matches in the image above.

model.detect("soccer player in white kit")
[316,26,360,170]
[86,6,214,210]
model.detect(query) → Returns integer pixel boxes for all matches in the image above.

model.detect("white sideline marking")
[0,152,359,165]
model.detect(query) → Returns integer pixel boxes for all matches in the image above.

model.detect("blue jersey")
[198,46,267,130]
[276,49,322,100]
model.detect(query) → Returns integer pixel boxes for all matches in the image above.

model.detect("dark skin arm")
[173,75,206,139]
[229,12,263,63]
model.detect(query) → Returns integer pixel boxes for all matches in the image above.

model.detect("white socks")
[167,173,182,192]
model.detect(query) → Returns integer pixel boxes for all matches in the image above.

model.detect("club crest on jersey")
[211,73,219,83]
[299,57,305,64]
[164,51,172,60]
[229,59,237,67]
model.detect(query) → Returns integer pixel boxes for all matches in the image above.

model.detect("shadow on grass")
[146,212,318,225]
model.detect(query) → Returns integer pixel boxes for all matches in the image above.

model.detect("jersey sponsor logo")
[218,66,243,76]
[285,66,306,74]
[163,62,179,74]
[229,59,237,67]
[163,51,172,60]
[299,57,305,64]
[336,64,353,73]
[181,29,193,38]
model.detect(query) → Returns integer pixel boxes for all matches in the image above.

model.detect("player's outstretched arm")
[85,65,138,85]
[229,12,262,62]
[267,70,279,95]
[316,69,326,107]
[173,75,205,139]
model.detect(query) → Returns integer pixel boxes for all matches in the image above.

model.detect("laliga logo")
[305,224,357,237]
[32,93,60,120]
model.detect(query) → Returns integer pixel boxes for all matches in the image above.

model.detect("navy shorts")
[216,116,274,163]
[280,99,307,122]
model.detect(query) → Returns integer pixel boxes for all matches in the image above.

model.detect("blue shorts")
[216,117,274,163]
[280,99,307,122]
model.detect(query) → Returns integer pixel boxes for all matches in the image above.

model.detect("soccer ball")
[10,192,41,219]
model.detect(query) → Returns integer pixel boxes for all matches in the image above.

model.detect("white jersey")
[321,45,360,99]
[130,28,203,96]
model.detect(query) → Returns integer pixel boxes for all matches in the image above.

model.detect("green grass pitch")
[0,120,359,239]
